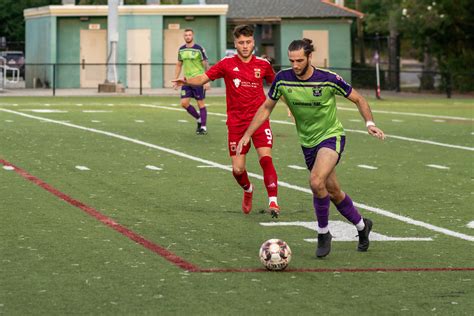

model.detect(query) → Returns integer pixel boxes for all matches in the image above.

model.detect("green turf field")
[1,95,473,314]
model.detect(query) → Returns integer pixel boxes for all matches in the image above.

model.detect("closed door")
[127,29,151,88]
[302,30,329,68]
[80,30,107,88]
[163,29,183,88]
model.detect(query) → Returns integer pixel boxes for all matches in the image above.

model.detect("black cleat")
[197,127,208,135]
[316,232,332,258]
[357,218,373,252]
[195,122,202,134]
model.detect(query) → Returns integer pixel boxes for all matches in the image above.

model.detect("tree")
[400,0,474,92]
[0,0,61,44]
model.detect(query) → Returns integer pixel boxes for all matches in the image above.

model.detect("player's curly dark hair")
[233,24,254,38]
[288,38,315,57]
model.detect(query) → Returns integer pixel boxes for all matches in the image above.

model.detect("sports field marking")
[76,104,83,106]
[2,157,472,274]
[337,106,473,121]
[392,119,404,122]
[5,120,13,122]
[288,165,306,170]
[468,221,474,228]
[75,165,90,171]
[138,104,474,152]
[349,119,362,122]
[3,165,14,171]
[146,165,162,171]
[83,110,112,113]
[1,108,473,242]
[345,129,474,151]
[178,119,189,123]
[357,164,378,170]
[426,164,450,170]
[22,109,67,113]
[135,120,145,123]
[433,119,446,123]
[261,221,433,242]
[0,158,199,272]
[91,120,101,123]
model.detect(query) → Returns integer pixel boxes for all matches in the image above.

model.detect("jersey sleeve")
[200,46,208,61]
[264,61,275,85]
[205,59,225,81]
[329,72,352,97]
[177,48,182,62]
[267,72,282,100]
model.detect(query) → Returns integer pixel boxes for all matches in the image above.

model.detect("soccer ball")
[259,239,292,271]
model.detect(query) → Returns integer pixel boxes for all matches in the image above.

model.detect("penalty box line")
[2,158,473,275]
[1,108,473,243]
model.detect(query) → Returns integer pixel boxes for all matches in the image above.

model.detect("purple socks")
[335,194,362,225]
[186,105,200,120]
[199,107,207,127]
[314,195,330,229]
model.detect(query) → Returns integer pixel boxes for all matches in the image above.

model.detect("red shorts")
[228,120,273,156]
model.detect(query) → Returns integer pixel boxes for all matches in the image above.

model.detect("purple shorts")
[181,85,206,100]
[302,136,346,171]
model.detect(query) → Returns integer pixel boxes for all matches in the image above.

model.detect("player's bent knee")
[309,178,326,195]
[232,166,246,175]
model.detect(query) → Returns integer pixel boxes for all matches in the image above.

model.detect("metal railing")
[3,62,470,98]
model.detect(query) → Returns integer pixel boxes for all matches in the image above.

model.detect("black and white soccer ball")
[259,239,292,271]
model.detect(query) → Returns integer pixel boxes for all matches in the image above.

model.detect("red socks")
[232,170,251,191]
[259,156,278,198]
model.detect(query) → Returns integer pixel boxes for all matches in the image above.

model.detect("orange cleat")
[242,190,253,214]
[268,201,280,218]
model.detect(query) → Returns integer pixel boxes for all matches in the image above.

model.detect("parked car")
[0,51,25,78]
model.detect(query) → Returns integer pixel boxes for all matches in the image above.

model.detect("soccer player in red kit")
[172,25,280,217]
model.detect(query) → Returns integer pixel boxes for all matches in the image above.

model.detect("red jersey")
[206,55,275,127]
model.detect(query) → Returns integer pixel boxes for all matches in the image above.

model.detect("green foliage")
[400,0,474,91]
[0,0,61,43]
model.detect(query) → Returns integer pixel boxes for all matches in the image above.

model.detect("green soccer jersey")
[178,44,208,78]
[268,67,352,148]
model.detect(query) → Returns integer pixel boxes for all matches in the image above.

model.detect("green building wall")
[163,16,223,87]
[25,16,57,88]
[118,15,163,88]
[279,19,352,82]
[57,17,107,88]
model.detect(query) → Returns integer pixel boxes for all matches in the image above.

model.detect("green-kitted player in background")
[173,28,210,135]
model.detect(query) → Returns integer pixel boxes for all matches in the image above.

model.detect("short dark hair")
[184,28,194,33]
[288,38,314,57]
[233,24,254,38]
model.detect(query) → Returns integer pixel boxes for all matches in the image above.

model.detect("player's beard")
[294,59,311,78]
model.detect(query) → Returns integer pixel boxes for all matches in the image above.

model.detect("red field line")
[2,158,474,274]
[0,158,199,272]
[200,267,474,273]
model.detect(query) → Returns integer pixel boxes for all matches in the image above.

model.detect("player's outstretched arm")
[171,74,211,87]
[347,88,385,140]
[237,98,278,155]
[173,61,183,90]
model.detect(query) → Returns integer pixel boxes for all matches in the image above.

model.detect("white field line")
[426,164,450,170]
[138,104,474,152]
[1,107,473,242]
[337,106,473,121]
[357,164,378,170]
